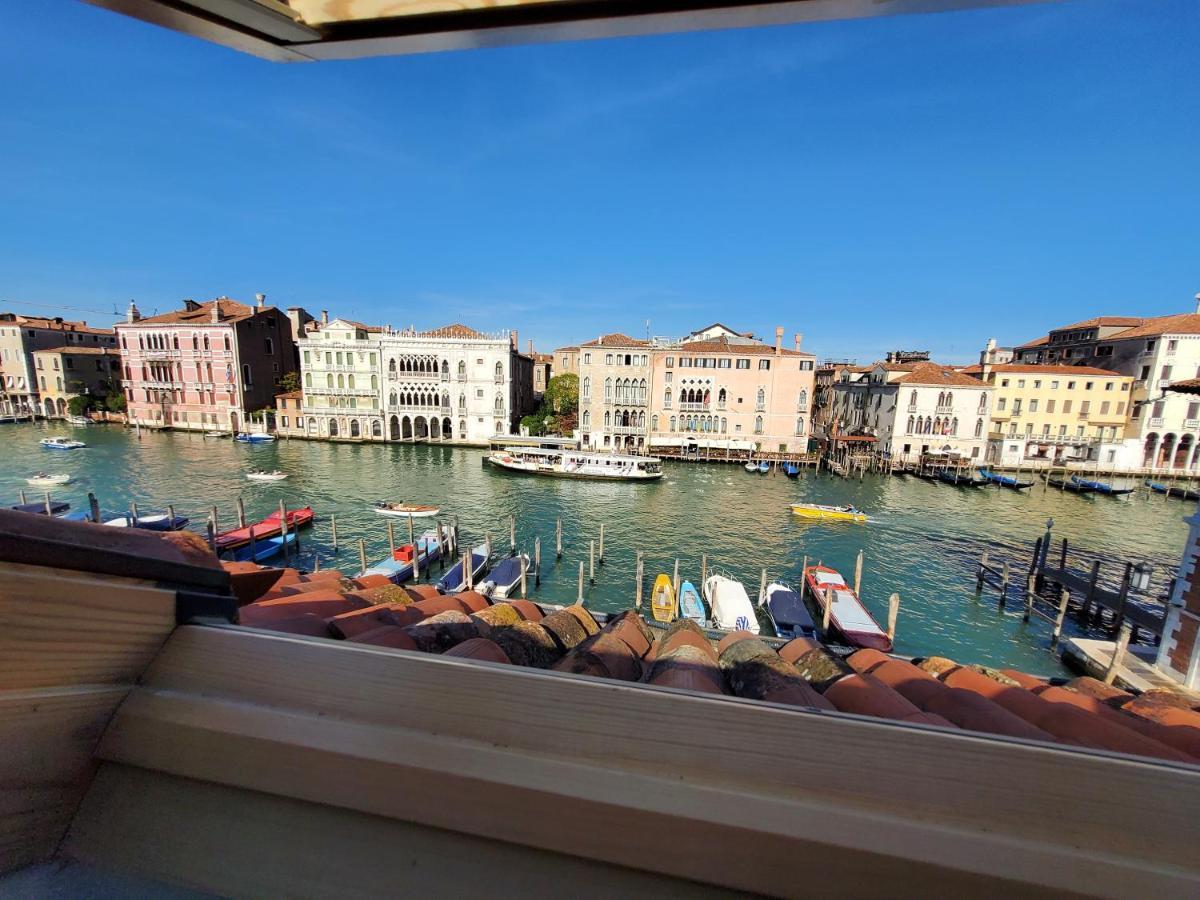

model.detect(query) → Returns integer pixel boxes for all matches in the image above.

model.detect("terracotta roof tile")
[778,637,821,664]
[490,620,562,668]
[34,345,120,356]
[405,610,480,653]
[244,613,333,638]
[579,333,650,348]
[418,323,486,339]
[444,637,511,664]
[602,610,654,658]
[823,673,923,721]
[986,364,1127,377]
[240,590,370,624]
[125,298,265,326]
[893,362,988,388]
[507,599,545,622]
[348,625,419,651]
[326,605,401,639]
[220,561,287,606]
[540,608,594,654]
[0,313,114,335]
[553,631,644,682]
[676,335,809,358]
[719,636,834,710]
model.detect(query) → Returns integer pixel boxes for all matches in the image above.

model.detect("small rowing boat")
[26,472,72,486]
[235,432,275,444]
[223,531,297,563]
[205,430,228,438]
[480,552,531,600]
[650,573,677,623]
[373,501,440,518]
[104,512,189,531]
[40,436,85,450]
[246,470,289,482]
[757,461,770,474]
[803,563,891,651]
[744,461,759,473]
[783,463,800,478]
[362,531,444,584]
[65,415,91,426]
[790,503,867,523]
[437,543,489,594]
[1146,480,1200,501]
[763,582,817,640]
[11,500,70,516]
[702,573,759,634]
[1046,475,1097,494]
[678,580,706,627]
[978,469,1033,490]
[214,506,315,551]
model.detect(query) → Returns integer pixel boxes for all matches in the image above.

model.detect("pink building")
[116,296,300,433]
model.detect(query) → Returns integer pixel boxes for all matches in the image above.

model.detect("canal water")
[4,422,1190,676]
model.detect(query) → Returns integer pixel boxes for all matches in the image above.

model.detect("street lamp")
[1131,562,1153,592]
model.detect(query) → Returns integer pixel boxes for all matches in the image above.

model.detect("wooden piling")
[854,550,864,596]
[822,586,833,633]
[209,504,219,535]
[672,558,680,603]
[1059,537,1068,571]
[1083,558,1102,622]
[1113,562,1133,636]
[519,555,527,599]
[387,520,396,555]
[976,550,989,592]
[485,533,492,562]
[635,551,644,609]
[167,504,177,530]
[330,515,338,553]
[313,553,320,573]
[999,560,1010,610]
[758,567,768,607]
[236,497,246,528]
[701,553,708,587]
[130,501,139,526]
[577,560,584,603]
[589,541,596,584]
[407,516,415,552]
[887,592,900,642]
[278,501,288,561]
[1051,586,1071,649]
[206,516,216,553]
[509,514,515,551]
[358,538,367,576]
[598,523,605,564]
[1104,623,1133,686]
[88,492,100,523]
[248,524,257,561]
[1023,574,1035,623]
[463,551,473,592]
[556,517,563,559]
[534,537,542,586]
[43,492,53,516]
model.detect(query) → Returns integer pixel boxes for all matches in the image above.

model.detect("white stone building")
[832,361,993,463]
[293,319,534,444]
[577,334,652,451]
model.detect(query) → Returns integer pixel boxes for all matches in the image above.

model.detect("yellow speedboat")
[790,503,867,524]
[650,573,678,623]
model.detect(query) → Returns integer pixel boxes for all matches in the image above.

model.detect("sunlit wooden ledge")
[59,622,1200,897]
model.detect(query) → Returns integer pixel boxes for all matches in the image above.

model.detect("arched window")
[604,377,612,400]
[640,379,647,401]
[670,416,677,431]
[371,375,378,390]
[350,419,361,438]
[203,335,209,350]
[604,411,611,427]
[796,418,805,435]
[798,389,808,410]
[494,392,503,412]
[946,392,953,407]
[755,415,763,434]
[951,417,958,435]
[721,417,727,433]
[337,374,345,388]
[907,415,914,434]
[974,418,984,438]
[224,336,231,351]
[347,374,355,389]
[442,392,450,409]
[305,373,312,388]
[372,420,382,437]
[909,390,917,408]
[389,358,397,373]
[172,335,179,349]
[639,411,645,427]
[652,415,659,431]
[242,363,252,386]
[495,361,503,380]
[582,377,590,400]
[458,393,466,410]
[582,410,591,427]
[389,392,397,408]
[326,373,333,388]
[457,360,465,377]
[756,388,765,408]
[664,388,672,407]
[442,360,449,377]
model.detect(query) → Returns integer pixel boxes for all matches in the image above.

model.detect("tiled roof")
[677,335,809,357]
[1055,316,1146,331]
[892,362,987,388]
[32,346,120,356]
[552,345,579,353]
[987,364,1127,377]
[418,323,486,339]
[0,313,114,335]
[222,559,1200,765]
[125,299,263,326]
[1109,313,1200,339]
[1016,335,1050,349]
[580,333,650,348]
[339,319,386,333]
[1166,378,1200,395]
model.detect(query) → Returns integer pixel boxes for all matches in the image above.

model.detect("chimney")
[321,310,329,326]
[1194,292,1200,314]
[255,292,266,309]
[211,302,221,324]
[125,301,141,324]
[528,339,534,355]
[794,333,803,352]
[511,329,518,351]
[774,326,783,356]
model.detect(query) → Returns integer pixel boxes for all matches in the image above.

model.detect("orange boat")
[214,506,314,551]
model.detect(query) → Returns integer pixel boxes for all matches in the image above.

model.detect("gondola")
[1071,476,1133,497]
[978,469,1034,490]
[936,469,989,487]
[783,463,800,478]
[1046,475,1097,494]
[1146,480,1200,501]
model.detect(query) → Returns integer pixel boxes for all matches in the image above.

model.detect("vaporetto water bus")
[486,447,664,481]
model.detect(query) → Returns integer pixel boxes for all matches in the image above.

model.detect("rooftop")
[676,335,810,357]
[580,333,650,348]
[32,346,121,356]
[417,323,488,340]
[0,313,114,335]
[985,364,1129,378]
[1021,311,1200,349]
[892,362,988,388]
[122,298,267,326]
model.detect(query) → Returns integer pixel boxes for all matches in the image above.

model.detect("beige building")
[966,363,1133,468]
[552,345,579,380]
[578,334,652,451]
[30,347,122,419]
[0,313,117,418]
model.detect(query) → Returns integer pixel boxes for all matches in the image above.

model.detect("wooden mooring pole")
[701,553,708,587]
[577,560,584,603]
[88,492,100,523]
[887,592,900,643]
[534,537,542,587]
[1051,586,1070,649]
[509,514,516,552]
[236,497,246,528]
[556,517,563,559]
[589,541,596,584]
[854,550,864,596]
[387,520,396,556]
[598,523,605,564]
[635,551,644,609]
[1104,623,1133,686]
[357,538,367,576]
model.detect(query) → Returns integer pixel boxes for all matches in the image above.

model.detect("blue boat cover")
[12,501,69,515]
[769,589,815,634]
[488,556,522,589]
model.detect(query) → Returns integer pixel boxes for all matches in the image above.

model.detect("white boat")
[26,473,72,486]
[246,470,289,482]
[235,432,275,444]
[65,415,92,426]
[702,573,760,634]
[486,447,663,481]
[40,436,86,450]
[206,430,228,438]
[744,461,758,472]
[373,502,441,518]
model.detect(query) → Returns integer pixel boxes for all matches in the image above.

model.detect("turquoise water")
[4,421,1189,676]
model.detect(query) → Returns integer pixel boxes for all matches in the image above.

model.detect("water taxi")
[803,564,891,651]
[790,503,867,523]
[486,447,663,481]
[650,573,677,623]
[40,436,86,450]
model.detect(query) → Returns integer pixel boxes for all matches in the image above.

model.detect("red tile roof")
[677,335,810,357]
[125,298,264,326]
[1110,313,1200,338]
[1055,316,1146,330]
[892,362,988,388]
[0,313,114,335]
[419,323,486,339]
[33,346,121,356]
[579,333,650,348]
[986,364,1128,377]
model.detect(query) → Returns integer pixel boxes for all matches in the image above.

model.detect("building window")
[242,364,252,386]
[758,359,770,370]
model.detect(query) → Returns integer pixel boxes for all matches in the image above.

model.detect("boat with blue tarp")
[437,543,490,594]
[1071,476,1133,496]
[979,469,1034,490]
[764,582,817,640]
[223,531,297,563]
[361,531,443,583]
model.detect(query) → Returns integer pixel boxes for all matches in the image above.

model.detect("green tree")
[542,373,578,415]
[520,414,546,436]
[103,388,127,413]
[276,370,301,393]
[67,394,91,417]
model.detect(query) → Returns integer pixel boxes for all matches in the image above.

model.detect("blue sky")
[1,1,1197,362]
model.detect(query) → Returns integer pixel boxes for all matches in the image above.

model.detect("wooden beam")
[87,624,1200,897]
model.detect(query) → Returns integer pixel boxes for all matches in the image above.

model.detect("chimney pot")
[774,326,783,355]
[794,333,802,352]
[321,310,329,326]
[510,329,518,351]
[256,292,266,309]
[211,303,221,324]
[1194,292,1200,314]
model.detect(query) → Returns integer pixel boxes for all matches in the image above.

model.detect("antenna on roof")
[645,319,650,340]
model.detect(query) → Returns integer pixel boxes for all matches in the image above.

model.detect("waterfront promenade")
[2,421,1188,676]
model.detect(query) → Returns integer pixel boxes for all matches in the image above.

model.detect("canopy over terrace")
[83,0,1055,61]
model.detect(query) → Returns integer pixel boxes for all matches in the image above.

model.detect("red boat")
[215,506,314,551]
[803,563,892,652]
